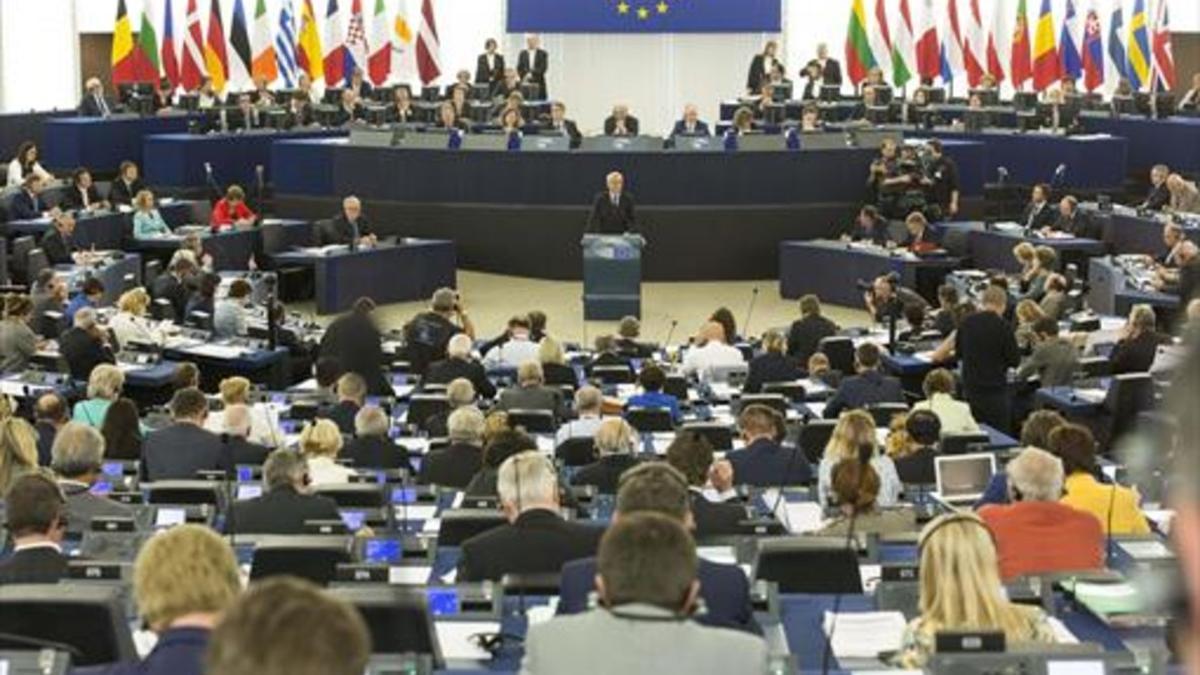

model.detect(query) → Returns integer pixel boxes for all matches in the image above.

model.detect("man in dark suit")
[603,104,639,136]
[665,432,753,537]
[516,34,549,98]
[458,451,603,581]
[320,373,366,435]
[10,173,46,220]
[320,297,392,396]
[425,334,497,398]
[342,405,413,471]
[51,422,134,534]
[78,77,114,117]
[823,342,906,419]
[40,212,77,265]
[475,39,505,85]
[1050,195,1096,239]
[787,294,840,364]
[726,405,813,486]
[956,287,1020,431]
[1021,183,1057,231]
[587,171,636,235]
[1140,164,1171,211]
[0,474,70,584]
[816,43,843,86]
[417,407,485,488]
[546,101,582,149]
[285,91,314,128]
[108,161,145,206]
[229,450,342,535]
[33,393,69,466]
[58,307,115,382]
[323,195,376,249]
[141,388,231,481]
[557,463,760,634]
[61,168,108,212]
[670,104,711,139]
[151,257,196,321]
[220,404,272,465]
[844,205,890,245]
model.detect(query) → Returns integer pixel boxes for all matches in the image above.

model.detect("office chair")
[939,432,992,456]
[436,509,507,546]
[625,407,674,433]
[763,381,807,402]
[866,402,910,427]
[818,336,855,375]
[249,535,354,586]
[26,248,49,283]
[505,409,557,434]
[313,483,387,508]
[1104,373,1155,446]
[145,480,221,506]
[188,199,212,225]
[752,537,864,593]
[681,422,734,451]
[502,572,562,596]
[150,297,176,322]
[9,236,35,285]
[327,586,445,669]
[663,374,689,401]
[142,259,162,290]
[735,393,789,416]
[406,394,450,431]
[555,437,597,467]
[590,365,635,385]
[0,584,138,666]
[799,419,837,464]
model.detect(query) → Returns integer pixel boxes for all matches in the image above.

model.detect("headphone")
[616,461,689,492]
[916,511,996,557]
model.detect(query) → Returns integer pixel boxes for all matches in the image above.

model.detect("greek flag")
[276,0,299,87]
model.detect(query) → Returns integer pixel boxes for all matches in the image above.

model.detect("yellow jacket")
[1061,473,1151,535]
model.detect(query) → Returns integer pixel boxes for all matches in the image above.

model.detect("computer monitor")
[867,85,894,105]
[327,586,445,669]
[819,85,841,102]
[249,536,354,586]
[0,584,138,666]
[963,109,991,133]
[934,453,997,505]
[736,133,788,152]
[752,537,863,593]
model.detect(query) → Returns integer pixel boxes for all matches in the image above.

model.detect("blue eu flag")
[507,0,782,33]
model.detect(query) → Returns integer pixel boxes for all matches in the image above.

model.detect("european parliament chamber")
[1,0,1200,673]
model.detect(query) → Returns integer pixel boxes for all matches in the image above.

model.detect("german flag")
[111,0,138,84]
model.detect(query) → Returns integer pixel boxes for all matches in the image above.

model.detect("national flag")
[136,0,162,82]
[962,0,986,87]
[892,0,916,89]
[205,0,230,92]
[252,0,279,83]
[344,0,368,83]
[1108,1,1128,84]
[1127,0,1150,90]
[844,0,875,85]
[162,0,181,89]
[1032,0,1060,91]
[276,0,299,86]
[229,0,255,90]
[416,0,441,85]
[111,0,139,85]
[1060,0,1083,80]
[1151,0,1176,90]
[867,0,893,82]
[392,3,417,83]
[915,0,940,81]
[181,0,206,91]
[940,0,965,85]
[322,0,345,87]
[985,0,1009,83]
[1011,0,1033,88]
[368,0,392,86]
[1082,5,1104,91]
[297,0,324,81]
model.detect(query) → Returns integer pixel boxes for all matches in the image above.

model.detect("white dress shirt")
[909,392,981,434]
[483,335,540,369]
[307,455,356,486]
[681,341,745,379]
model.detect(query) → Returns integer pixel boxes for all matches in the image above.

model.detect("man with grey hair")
[327,194,377,249]
[587,170,636,234]
[978,447,1104,580]
[458,451,602,581]
[52,422,132,532]
[425,333,495,398]
[343,405,412,471]
[423,378,476,437]
[554,386,605,446]
[403,287,476,374]
[229,450,341,535]
[58,305,114,381]
[418,406,484,488]
[497,361,562,417]
[222,404,271,466]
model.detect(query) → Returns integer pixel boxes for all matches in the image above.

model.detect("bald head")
[698,321,726,344]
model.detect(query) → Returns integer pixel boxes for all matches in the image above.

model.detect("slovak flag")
[1081,7,1104,91]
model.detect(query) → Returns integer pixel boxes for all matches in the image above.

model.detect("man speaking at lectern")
[587,171,637,235]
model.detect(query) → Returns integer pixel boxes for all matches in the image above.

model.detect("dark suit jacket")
[141,423,230,481]
[39,229,74,265]
[671,120,711,137]
[516,49,549,90]
[725,438,813,487]
[58,326,115,382]
[80,626,210,675]
[744,352,803,394]
[324,213,374,246]
[569,455,640,494]
[78,94,114,117]
[1179,259,1200,304]
[321,400,360,435]
[823,370,906,419]
[151,274,189,321]
[108,178,145,206]
[746,54,775,92]
[0,546,70,584]
[690,490,750,538]
[475,53,506,84]
[821,58,843,84]
[893,446,937,485]
[957,311,1020,391]
[545,119,582,149]
[1021,202,1057,230]
[786,314,839,364]
[417,442,482,488]
[425,357,497,399]
[558,556,761,634]
[603,115,639,136]
[10,189,43,220]
[1143,183,1170,211]
[846,217,890,245]
[36,421,56,466]
[1110,331,1169,375]
[587,191,636,234]
[320,313,391,396]
[61,185,103,211]
[343,435,413,471]
[227,437,271,466]
[458,509,602,582]
[1054,210,1096,239]
[229,486,341,535]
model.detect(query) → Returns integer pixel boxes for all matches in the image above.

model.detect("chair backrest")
[313,483,386,508]
[9,236,35,284]
[436,509,507,546]
[590,365,634,385]
[259,219,286,255]
[625,407,674,433]
[26,248,49,283]
[663,374,689,401]
[752,537,863,593]
[799,419,837,464]
[735,393,789,416]
[506,409,557,434]
[0,584,138,666]
[150,297,176,322]
[866,402,910,427]
[313,219,337,246]
[502,572,562,596]
[680,422,733,451]
[763,381,808,402]
[555,437,597,467]
[189,200,212,225]
[818,336,855,374]
[144,480,221,506]
[939,432,992,456]
[1105,373,1155,442]
[1077,356,1112,379]
[327,586,444,669]
[142,258,163,290]
[249,535,354,586]
[406,394,450,430]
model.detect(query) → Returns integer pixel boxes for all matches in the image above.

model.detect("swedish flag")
[1127,0,1151,90]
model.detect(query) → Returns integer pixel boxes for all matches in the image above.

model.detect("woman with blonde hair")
[132,189,172,238]
[537,336,577,387]
[893,513,1057,667]
[571,418,640,494]
[204,376,282,447]
[1014,298,1046,352]
[299,419,354,485]
[73,363,126,427]
[109,288,166,348]
[818,409,902,507]
[0,417,38,495]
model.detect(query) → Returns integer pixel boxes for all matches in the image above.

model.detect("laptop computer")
[933,453,997,506]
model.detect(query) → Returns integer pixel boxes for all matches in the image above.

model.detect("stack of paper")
[435,621,500,661]
[821,611,907,659]
[779,502,825,534]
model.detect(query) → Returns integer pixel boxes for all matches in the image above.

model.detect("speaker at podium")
[581,233,644,320]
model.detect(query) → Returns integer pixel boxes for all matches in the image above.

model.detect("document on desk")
[1119,540,1174,560]
[185,344,250,360]
[821,611,906,659]
[388,566,433,585]
[435,621,501,661]
[300,244,351,256]
[1073,388,1108,404]
[777,501,825,534]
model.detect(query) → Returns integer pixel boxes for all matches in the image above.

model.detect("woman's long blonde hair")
[0,417,39,495]
[917,514,1037,639]
[823,409,877,462]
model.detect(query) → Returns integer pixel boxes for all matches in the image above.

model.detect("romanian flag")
[205,0,230,92]
[111,0,139,84]
[297,0,325,81]
[1031,0,1059,91]
[844,0,874,86]
[1127,0,1151,90]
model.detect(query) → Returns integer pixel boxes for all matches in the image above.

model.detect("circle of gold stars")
[615,0,672,21]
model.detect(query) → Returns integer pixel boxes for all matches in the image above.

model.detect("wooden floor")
[295,271,872,343]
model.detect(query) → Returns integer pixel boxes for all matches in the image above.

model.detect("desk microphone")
[203,162,221,202]
[743,287,759,337]
[255,165,265,205]
[662,319,678,351]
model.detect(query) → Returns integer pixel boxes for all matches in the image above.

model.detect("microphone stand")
[743,287,759,338]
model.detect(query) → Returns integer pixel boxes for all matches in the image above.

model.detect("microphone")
[1052,163,1067,189]
[662,319,678,350]
[743,287,759,338]
[996,166,1009,186]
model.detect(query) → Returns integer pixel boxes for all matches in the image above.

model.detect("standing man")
[956,287,1020,432]
[924,139,959,218]
[517,34,549,99]
[815,43,843,87]
[587,172,636,235]
[475,38,505,85]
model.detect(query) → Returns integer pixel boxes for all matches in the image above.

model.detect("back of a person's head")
[263,449,308,492]
[447,406,485,444]
[799,294,821,317]
[336,372,367,402]
[516,360,544,386]
[916,513,1024,635]
[905,410,941,446]
[483,428,536,469]
[1006,447,1065,502]
[205,577,370,675]
[594,418,636,456]
[173,362,200,391]
[219,376,252,404]
[4,473,65,538]
[446,333,473,359]
[300,419,343,458]
[981,286,1008,311]
[134,524,239,631]
[353,405,390,438]
[87,363,125,400]
[50,422,105,478]
[831,457,880,511]
[446,377,476,407]
[170,387,208,421]
[738,404,781,440]
[665,431,715,487]
[637,364,665,392]
[1046,423,1097,476]
[825,409,877,462]
[497,451,557,508]
[761,329,786,354]
[573,386,603,414]
[615,462,689,521]
[537,336,565,365]
[922,368,955,397]
[597,512,697,612]
[1020,410,1067,449]
[855,341,881,370]
[34,393,67,423]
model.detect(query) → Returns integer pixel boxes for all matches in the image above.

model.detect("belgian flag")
[111,0,138,84]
